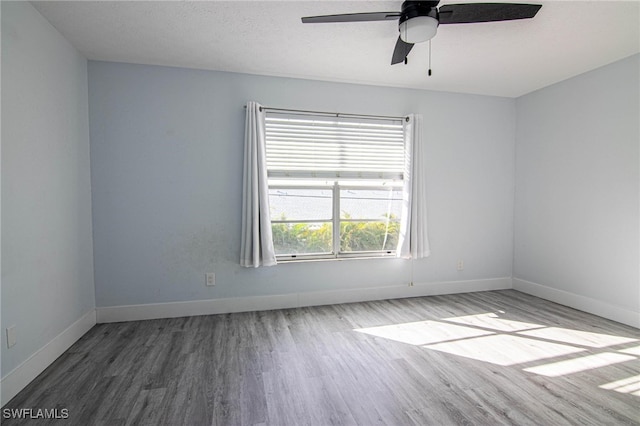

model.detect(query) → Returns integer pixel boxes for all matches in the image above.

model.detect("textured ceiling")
[33,0,640,97]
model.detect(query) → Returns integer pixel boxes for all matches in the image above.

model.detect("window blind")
[265,112,405,180]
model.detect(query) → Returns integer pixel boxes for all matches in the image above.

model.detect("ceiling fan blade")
[391,36,414,65]
[438,3,541,24]
[302,12,400,24]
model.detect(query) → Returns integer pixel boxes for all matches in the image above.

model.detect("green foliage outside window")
[272,222,333,254]
[340,220,399,252]
[271,214,399,255]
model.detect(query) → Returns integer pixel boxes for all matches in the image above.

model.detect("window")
[265,111,406,260]
[241,101,428,268]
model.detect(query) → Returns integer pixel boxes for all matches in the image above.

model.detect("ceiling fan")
[302,1,542,66]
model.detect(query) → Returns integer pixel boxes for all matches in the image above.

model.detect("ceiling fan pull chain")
[404,24,409,64]
[428,39,432,76]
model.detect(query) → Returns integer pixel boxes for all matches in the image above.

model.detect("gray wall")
[514,54,639,317]
[88,61,516,307]
[1,2,95,377]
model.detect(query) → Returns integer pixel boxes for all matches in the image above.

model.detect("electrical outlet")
[206,273,216,286]
[6,325,16,348]
[457,260,464,271]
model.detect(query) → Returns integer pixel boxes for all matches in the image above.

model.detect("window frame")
[264,109,406,262]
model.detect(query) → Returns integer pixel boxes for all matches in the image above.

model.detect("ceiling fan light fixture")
[399,16,438,44]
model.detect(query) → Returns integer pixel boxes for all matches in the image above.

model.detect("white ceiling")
[32,0,640,97]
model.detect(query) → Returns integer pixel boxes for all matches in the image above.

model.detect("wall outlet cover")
[206,273,216,286]
[6,325,17,348]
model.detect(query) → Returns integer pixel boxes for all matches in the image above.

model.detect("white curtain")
[397,114,431,259]
[240,101,277,267]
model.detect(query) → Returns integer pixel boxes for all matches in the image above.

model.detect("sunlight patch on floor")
[354,320,493,346]
[353,311,639,380]
[517,327,638,348]
[443,312,543,332]
[424,334,585,366]
[619,346,640,356]
[599,375,640,396]
[523,353,636,377]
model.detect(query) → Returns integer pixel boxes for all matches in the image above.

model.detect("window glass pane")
[340,221,399,252]
[269,188,332,221]
[340,188,402,220]
[272,222,333,255]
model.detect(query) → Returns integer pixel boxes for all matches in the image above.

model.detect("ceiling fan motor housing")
[399,1,440,24]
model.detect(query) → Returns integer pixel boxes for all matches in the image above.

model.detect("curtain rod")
[244,105,409,122]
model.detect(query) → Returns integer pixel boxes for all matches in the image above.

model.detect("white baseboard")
[96,277,513,323]
[0,309,96,407]
[513,278,640,329]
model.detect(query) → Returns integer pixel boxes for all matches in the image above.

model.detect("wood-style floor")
[3,290,639,425]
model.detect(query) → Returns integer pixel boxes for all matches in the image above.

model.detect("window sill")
[276,254,398,264]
